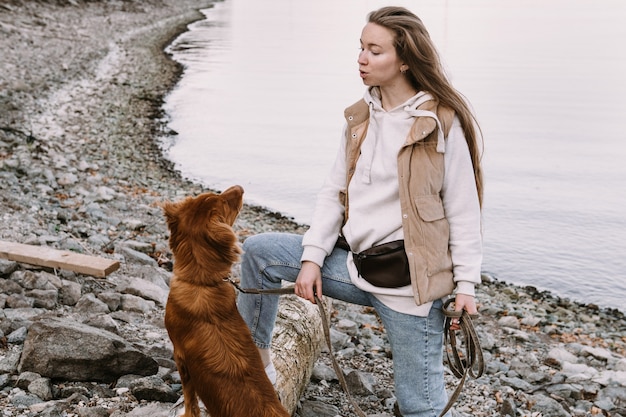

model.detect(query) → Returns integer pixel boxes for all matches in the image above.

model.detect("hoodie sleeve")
[300,124,349,267]
[441,117,483,296]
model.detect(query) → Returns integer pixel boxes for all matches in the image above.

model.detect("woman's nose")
[358,50,367,65]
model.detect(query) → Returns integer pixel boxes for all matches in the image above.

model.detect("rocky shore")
[1,1,625,416]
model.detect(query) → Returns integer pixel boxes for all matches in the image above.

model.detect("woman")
[237,6,483,417]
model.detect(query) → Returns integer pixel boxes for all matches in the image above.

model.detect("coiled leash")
[228,278,484,417]
[440,298,485,417]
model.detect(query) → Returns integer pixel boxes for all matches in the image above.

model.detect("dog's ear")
[161,201,180,229]
[203,217,242,264]
[161,200,183,250]
[161,201,177,221]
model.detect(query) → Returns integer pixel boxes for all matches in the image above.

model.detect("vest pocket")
[414,194,451,276]
[415,194,445,221]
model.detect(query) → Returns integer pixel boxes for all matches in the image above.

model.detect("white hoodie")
[302,87,482,316]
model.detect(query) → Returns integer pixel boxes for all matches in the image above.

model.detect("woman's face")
[358,22,405,88]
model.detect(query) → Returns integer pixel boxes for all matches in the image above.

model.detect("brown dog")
[163,185,289,417]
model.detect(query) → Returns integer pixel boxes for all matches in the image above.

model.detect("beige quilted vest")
[341,98,456,305]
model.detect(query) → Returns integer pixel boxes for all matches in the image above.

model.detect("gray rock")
[345,370,376,396]
[0,347,22,374]
[562,362,599,381]
[548,347,579,365]
[74,293,110,314]
[529,394,571,416]
[61,238,86,253]
[520,315,542,327]
[28,376,53,400]
[329,328,351,351]
[581,346,613,362]
[500,398,516,416]
[116,374,145,388]
[11,392,44,408]
[6,293,34,308]
[59,280,82,306]
[57,172,78,186]
[0,374,11,389]
[115,403,173,417]
[593,369,626,386]
[95,186,118,202]
[28,289,58,309]
[97,291,122,311]
[6,326,28,344]
[504,327,531,342]
[478,330,496,351]
[18,317,158,382]
[16,371,41,389]
[129,375,178,402]
[0,259,19,275]
[500,376,534,392]
[311,363,337,382]
[112,276,168,306]
[335,318,359,335]
[116,246,158,266]
[0,278,24,295]
[597,385,626,408]
[76,406,110,417]
[594,396,615,412]
[299,400,341,417]
[12,270,61,290]
[497,316,520,329]
[338,347,357,360]
[120,293,155,313]
[82,314,119,334]
[119,240,154,254]
[87,233,111,248]
[546,383,579,399]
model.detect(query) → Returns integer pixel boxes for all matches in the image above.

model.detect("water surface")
[162,0,626,311]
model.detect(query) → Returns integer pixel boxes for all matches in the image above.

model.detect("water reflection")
[162,0,626,310]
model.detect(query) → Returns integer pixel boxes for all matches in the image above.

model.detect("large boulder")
[18,317,158,382]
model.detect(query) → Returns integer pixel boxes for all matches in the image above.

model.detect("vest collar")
[344,92,446,153]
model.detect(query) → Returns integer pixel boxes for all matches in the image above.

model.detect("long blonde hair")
[368,6,484,206]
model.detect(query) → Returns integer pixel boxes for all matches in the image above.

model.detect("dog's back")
[163,186,290,417]
[166,280,288,417]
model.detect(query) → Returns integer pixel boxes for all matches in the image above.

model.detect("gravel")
[1,2,625,417]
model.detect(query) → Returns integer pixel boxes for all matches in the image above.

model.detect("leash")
[228,278,483,417]
[439,298,485,417]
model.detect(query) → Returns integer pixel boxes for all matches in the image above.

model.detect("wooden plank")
[0,240,119,277]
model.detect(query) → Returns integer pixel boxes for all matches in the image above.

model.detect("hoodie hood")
[364,87,447,153]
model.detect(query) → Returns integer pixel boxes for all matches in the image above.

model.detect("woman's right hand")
[295,261,322,304]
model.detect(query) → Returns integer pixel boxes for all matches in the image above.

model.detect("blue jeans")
[237,232,450,417]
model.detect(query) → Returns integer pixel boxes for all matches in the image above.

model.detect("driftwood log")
[271,293,331,415]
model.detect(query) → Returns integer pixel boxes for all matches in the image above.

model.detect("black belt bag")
[335,236,411,288]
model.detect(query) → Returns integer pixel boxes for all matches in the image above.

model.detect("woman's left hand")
[450,293,477,330]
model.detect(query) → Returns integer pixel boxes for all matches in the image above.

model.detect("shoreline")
[1,2,625,417]
[0,1,620,315]
[155,0,626,312]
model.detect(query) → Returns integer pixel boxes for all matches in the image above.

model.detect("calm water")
[162,0,626,311]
